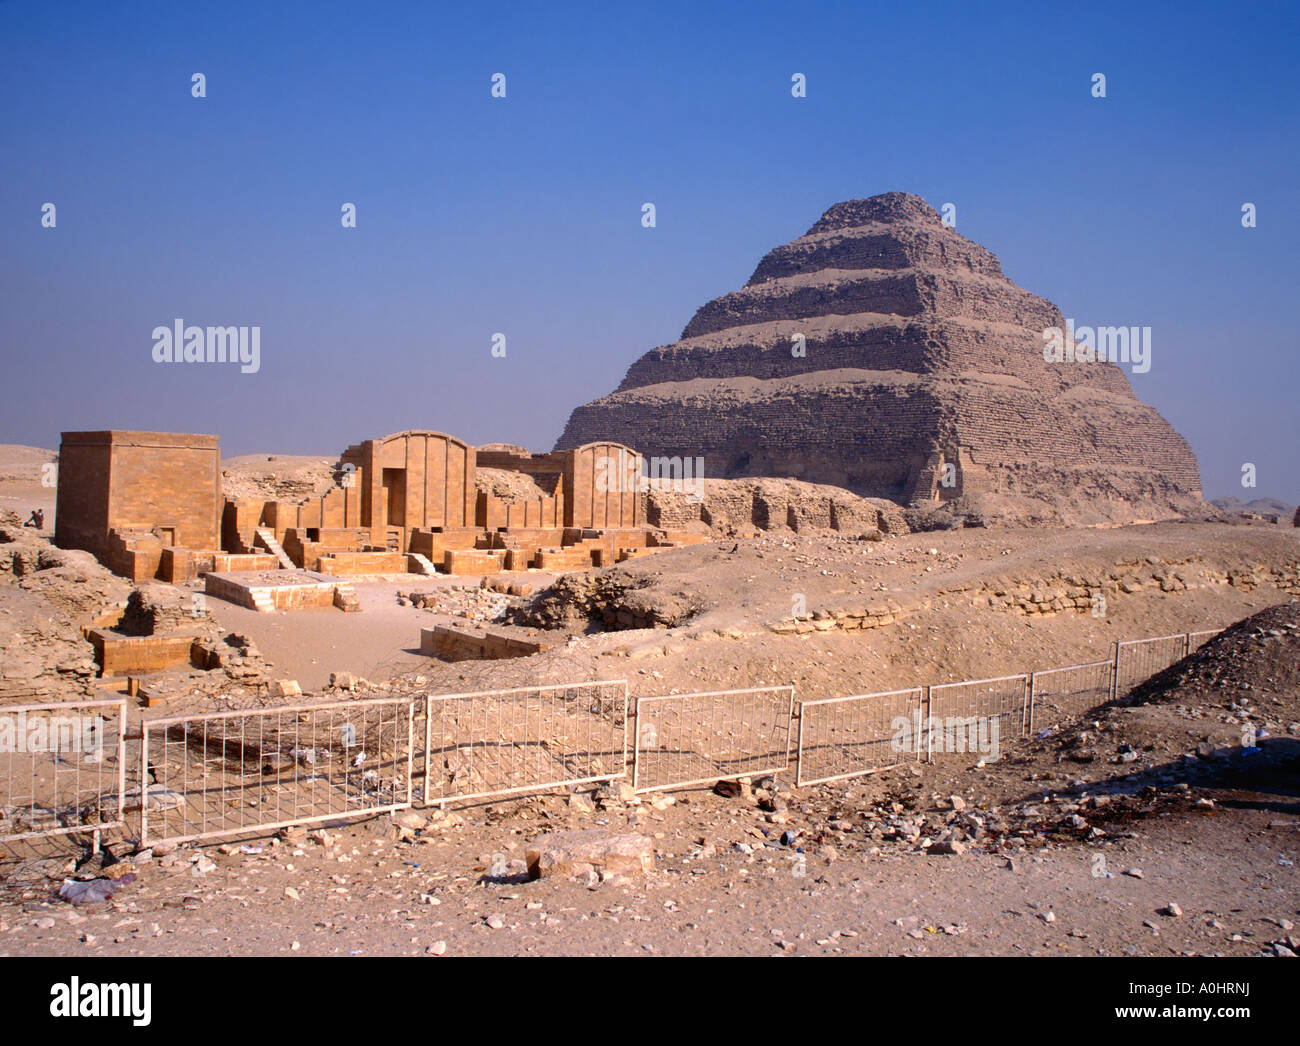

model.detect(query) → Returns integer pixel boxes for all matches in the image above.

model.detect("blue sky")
[1,0,1296,500]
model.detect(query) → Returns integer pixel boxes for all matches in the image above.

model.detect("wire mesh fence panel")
[925,675,1027,762]
[795,688,923,786]
[0,699,126,844]
[139,698,413,846]
[1114,633,1189,698]
[1187,629,1220,654]
[423,681,628,805]
[632,686,795,792]
[1029,661,1114,731]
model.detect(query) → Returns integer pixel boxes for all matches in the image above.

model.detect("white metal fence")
[139,698,414,846]
[1113,633,1189,699]
[1,626,1230,847]
[632,686,795,792]
[795,688,923,786]
[1028,660,1114,731]
[0,699,126,844]
[926,674,1028,760]
[423,681,628,805]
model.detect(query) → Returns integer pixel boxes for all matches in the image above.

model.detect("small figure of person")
[24,508,44,529]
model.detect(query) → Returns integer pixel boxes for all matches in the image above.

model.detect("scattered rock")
[525,829,655,881]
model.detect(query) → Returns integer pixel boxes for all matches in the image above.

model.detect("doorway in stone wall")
[382,468,406,527]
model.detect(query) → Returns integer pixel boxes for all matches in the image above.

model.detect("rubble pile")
[397,586,513,622]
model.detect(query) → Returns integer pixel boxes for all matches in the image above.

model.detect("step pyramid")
[557,192,1201,523]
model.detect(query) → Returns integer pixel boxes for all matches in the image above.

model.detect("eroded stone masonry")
[557,192,1202,524]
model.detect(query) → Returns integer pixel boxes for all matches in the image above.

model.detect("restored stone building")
[339,430,477,550]
[477,441,643,530]
[56,426,685,587]
[55,430,222,578]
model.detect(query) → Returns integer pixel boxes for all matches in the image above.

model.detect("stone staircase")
[254,527,297,570]
[247,586,276,613]
[332,582,361,612]
[408,553,439,575]
[230,529,259,554]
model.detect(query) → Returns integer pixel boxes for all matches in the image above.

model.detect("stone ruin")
[557,192,1203,525]
[53,428,708,593]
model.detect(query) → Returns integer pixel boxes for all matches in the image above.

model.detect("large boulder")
[525,829,655,881]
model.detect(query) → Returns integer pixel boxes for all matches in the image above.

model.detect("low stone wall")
[204,571,339,612]
[82,601,128,634]
[485,527,567,549]
[419,624,557,661]
[106,531,162,583]
[409,528,485,559]
[770,601,904,634]
[315,551,408,576]
[770,558,1300,634]
[535,548,596,570]
[211,552,279,572]
[646,479,909,537]
[87,629,202,677]
[444,549,509,575]
[979,560,1300,617]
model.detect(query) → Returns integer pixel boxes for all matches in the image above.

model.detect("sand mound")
[1127,601,1300,709]
[1012,601,1300,794]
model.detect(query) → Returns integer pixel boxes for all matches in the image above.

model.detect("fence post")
[621,680,632,785]
[138,722,149,847]
[1182,632,1191,659]
[1027,672,1036,734]
[405,702,415,807]
[922,685,932,763]
[117,710,128,844]
[1109,641,1120,702]
[915,689,925,763]
[630,697,641,791]
[423,696,433,807]
[787,685,798,776]
[793,699,806,787]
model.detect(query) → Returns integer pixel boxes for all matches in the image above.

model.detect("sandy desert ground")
[3,602,1296,958]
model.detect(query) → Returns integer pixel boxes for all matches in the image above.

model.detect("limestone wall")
[56,431,221,561]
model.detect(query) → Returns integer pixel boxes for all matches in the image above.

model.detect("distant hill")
[0,443,56,476]
[1210,495,1296,519]
[0,444,59,519]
